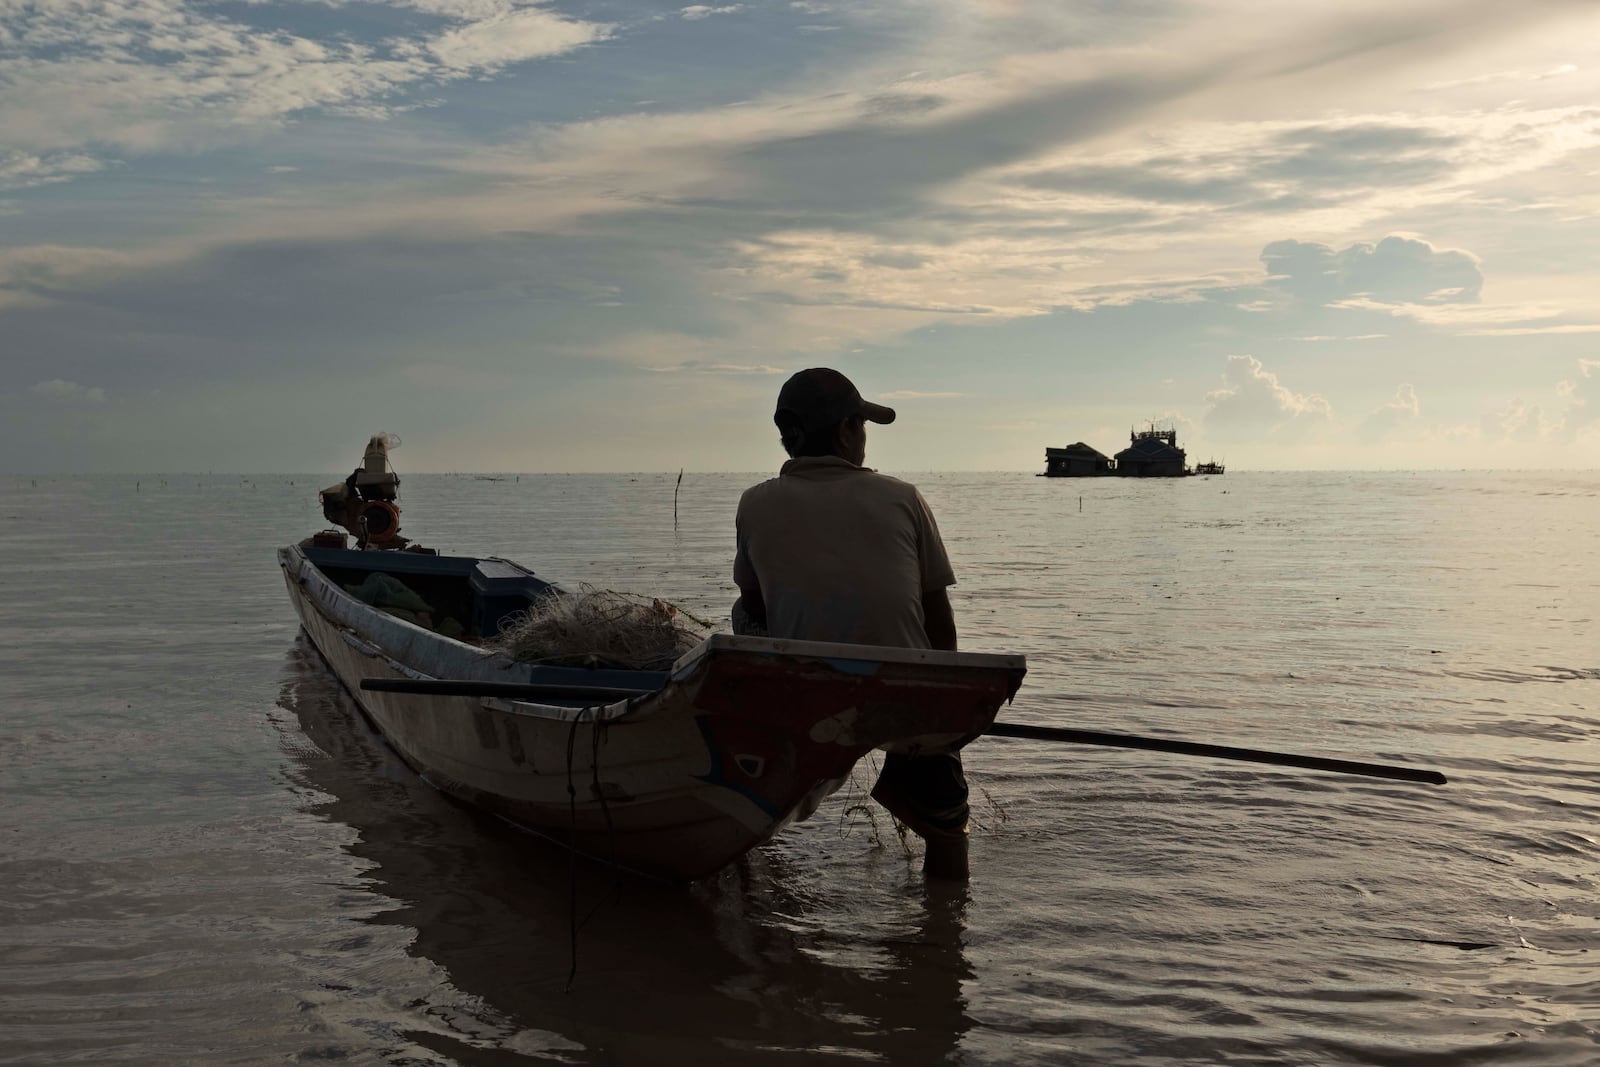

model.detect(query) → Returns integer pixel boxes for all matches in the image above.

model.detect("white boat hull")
[279,544,1025,880]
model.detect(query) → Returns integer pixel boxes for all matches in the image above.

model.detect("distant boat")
[1195,460,1225,476]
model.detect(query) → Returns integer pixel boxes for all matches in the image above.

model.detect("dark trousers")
[873,751,969,834]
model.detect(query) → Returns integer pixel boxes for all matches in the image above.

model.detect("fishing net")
[491,584,712,671]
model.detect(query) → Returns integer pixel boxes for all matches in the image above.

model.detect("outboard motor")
[319,433,409,549]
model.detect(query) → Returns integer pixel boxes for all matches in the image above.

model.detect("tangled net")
[491,584,713,671]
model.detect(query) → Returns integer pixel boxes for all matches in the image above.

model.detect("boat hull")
[279,545,1025,880]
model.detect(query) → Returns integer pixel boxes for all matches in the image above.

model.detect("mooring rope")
[562,706,624,993]
[587,717,625,920]
[563,708,585,992]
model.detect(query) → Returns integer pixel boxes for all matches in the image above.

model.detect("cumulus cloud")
[1360,383,1422,442]
[1204,354,1332,438]
[1556,358,1599,439]
[1476,360,1598,445]
[680,5,743,19]
[29,379,107,403]
[1481,398,1553,444]
[1262,235,1482,305]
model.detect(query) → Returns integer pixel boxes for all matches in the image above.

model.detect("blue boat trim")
[691,716,780,817]
[822,657,880,676]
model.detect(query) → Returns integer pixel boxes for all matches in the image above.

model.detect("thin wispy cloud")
[1461,324,1600,336]
[30,380,107,404]
[1422,62,1578,90]
[0,152,106,192]
[645,362,787,374]
[0,0,612,163]
[680,5,744,19]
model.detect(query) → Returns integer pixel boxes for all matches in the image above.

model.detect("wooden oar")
[359,678,655,701]
[984,721,1447,785]
[357,679,1446,785]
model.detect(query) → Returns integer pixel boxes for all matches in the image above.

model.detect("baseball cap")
[774,368,896,430]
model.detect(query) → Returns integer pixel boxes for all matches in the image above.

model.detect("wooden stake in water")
[674,468,684,531]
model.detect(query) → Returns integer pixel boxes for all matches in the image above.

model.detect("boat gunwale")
[280,544,661,725]
[283,545,1028,713]
[670,632,1026,680]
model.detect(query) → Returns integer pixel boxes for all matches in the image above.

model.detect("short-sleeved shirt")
[733,456,955,649]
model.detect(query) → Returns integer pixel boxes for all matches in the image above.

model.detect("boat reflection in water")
[278,636,975,1064]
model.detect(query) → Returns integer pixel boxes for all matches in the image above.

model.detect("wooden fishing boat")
[279,542,1027,881]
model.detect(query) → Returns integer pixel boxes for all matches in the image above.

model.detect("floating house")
[1041,442,1114,477]
[1042,425,1210,478]
[1114,427,1188,477]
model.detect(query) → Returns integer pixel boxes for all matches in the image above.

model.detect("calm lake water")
[2,470,1597,1065]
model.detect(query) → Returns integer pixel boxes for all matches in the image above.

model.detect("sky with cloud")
[4,0,1599,471]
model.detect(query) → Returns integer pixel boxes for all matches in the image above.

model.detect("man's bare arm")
[921,587,957,651]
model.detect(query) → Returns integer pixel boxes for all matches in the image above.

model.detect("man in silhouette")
[733,368,969,878]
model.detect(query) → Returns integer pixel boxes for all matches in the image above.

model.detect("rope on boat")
[564,709,583,992]
[591,716,622,899]
[562,706,622,993]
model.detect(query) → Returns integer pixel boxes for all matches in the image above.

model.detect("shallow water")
[2,470,1597,1065]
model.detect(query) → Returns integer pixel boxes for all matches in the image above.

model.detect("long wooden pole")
[356,678,1447,785]
[359,678,654,702]
[984,722,1446,785]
